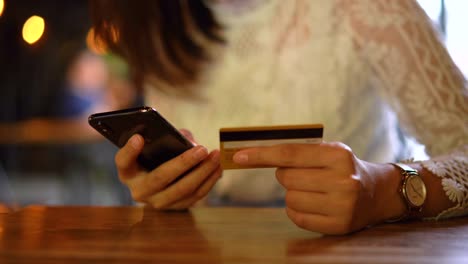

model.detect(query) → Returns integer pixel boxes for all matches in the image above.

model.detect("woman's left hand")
[232,142,403,235]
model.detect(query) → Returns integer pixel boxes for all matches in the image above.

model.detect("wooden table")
[1,206,467,264]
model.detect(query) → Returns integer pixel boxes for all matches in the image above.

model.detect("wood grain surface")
[1,206,467,263]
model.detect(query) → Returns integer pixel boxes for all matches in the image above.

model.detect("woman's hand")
[232,142,405,235]
[115,134,222,210]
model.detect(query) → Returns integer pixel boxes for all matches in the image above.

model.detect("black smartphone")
[88,106,194,171]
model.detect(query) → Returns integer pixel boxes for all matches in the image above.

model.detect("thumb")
[115,134,144,180]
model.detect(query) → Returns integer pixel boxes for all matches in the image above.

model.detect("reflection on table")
[1,206,468,263]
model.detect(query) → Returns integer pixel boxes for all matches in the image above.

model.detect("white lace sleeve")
[340,0,468,220]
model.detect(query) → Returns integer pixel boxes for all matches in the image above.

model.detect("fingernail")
[129,135,143,149]
[193,146,208,160]
[233,153,248,164]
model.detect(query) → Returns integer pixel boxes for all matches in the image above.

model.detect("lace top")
[145,0,468,218]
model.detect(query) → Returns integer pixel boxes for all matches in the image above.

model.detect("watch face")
[404,176,427,207]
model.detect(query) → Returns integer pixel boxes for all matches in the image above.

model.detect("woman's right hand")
[115,134,222,210]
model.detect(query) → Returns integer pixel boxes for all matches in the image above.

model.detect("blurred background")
[0,0,143,208]
[0,0,466,208]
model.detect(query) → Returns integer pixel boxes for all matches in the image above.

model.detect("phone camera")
[97,121,113,136]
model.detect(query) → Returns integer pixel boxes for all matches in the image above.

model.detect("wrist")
[373,163,407,223]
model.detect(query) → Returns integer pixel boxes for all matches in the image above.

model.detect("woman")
[90,0,467,234]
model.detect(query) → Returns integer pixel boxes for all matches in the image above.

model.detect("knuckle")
[328,142,353,159]
[130,188,145,202]
[282,173,299,189]
[149,196,168,210]
[292,213,308,230]
[328,141,352,152]
[284,191,296,206]
[275,169,286,183]
[150,200,165,210]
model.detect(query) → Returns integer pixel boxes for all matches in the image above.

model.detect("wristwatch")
[387,163,427,222]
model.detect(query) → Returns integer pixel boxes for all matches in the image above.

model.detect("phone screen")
[88,106,194,171]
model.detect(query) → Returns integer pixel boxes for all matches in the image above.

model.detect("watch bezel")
[402,174,427,208]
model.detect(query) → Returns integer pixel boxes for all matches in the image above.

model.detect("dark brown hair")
[89,0,224,88]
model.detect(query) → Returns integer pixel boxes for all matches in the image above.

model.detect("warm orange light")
[86,27,107,55]
[22,15,45,45]
[86,26,119,55]
[0,0,5,17]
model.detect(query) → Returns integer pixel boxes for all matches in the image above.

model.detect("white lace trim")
[421,146,468,220]
[341,0,468,220]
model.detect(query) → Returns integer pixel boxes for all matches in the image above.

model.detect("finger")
[146,150,220,209]
[115,134,145,180]
[147,150,220,209]
[286,207,352,235]
[233,142,353,168]
[126,145,209,201]
[276,167,356,192]
[166,165,222,210]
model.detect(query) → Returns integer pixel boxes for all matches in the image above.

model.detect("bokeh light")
[0,0,5,17]
[22,15,45,45]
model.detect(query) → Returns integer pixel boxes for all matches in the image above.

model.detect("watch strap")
[393,162,418,175]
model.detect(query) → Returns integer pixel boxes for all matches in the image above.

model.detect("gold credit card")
[219,124,324,170]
